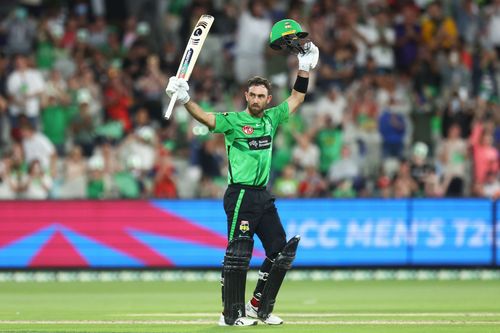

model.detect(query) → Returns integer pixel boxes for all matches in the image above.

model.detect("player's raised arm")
[287,43,319,114]
[165,76,215,130]
[268,19,319,115]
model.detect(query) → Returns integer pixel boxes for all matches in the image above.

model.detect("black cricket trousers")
[223,184,286,258]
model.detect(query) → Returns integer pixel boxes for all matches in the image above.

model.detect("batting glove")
[298,42,319,72]
[165,76,190,104]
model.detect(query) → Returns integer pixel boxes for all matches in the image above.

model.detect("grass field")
[0,277,499,332]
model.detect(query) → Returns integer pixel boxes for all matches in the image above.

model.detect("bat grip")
[164,91,178,119]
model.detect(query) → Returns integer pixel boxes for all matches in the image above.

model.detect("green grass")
[0,279,499,332]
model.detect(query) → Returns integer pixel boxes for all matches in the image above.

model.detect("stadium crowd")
[0,0,499,200]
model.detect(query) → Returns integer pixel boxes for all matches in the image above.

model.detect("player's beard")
[248,103,265,117]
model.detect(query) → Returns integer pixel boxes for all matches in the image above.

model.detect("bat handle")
[164,91,178,119]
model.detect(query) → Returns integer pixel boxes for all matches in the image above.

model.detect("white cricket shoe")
[218,313,258,326]
[245,302,284,325]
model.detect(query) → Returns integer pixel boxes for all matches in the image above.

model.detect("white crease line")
[1,320,500,325]
[122,312,500,317]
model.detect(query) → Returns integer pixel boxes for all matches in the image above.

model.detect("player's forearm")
[184,100,215,130]
[287,71,309,113]
[291,70,309,99]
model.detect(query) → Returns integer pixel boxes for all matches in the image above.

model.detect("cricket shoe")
[218,314,258,326]
[245,301,284,325]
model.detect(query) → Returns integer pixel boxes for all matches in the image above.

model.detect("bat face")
[177,15,214,80]
[165,15,214,119]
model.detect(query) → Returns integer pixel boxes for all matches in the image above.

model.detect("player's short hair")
[247,76,272,95]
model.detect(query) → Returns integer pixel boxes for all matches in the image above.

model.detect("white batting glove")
[298,42,319,72]
[165,76,190,104]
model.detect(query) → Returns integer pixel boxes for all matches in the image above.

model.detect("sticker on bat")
[179,48,194,77]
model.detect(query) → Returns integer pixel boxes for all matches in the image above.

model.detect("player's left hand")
[298,42,319,72]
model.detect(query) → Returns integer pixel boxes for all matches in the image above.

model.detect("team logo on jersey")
[242,125,254,135]
[240,220,250,233]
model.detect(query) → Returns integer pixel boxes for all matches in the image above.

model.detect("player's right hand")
[165,76,190,104]
[297,42,319,72]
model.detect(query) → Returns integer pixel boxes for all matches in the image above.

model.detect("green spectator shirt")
[211,101,289,186]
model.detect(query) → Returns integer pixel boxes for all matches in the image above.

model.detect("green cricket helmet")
[269,19,309,54]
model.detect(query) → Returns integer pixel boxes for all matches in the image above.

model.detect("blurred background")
[0,0,496,273]
[0,0,498,201]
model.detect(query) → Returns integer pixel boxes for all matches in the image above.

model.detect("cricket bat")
[164,15,214,119]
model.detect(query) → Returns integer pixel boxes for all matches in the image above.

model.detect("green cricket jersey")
[211,101,289,186]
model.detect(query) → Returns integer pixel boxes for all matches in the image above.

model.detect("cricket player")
[166,21,318,327]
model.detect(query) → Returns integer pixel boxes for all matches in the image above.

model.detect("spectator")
[35,16,57,73]
[136,54,167,121]
[122,40,149,80]
[478,171,500,199]
[40,91,69,156]
[234,0,271,83]
[118,126,156,173]
[352,88,378,132]
[59,145,87,199]
[113,155,143,199]
[472,48,498,100]
[453,0,480,46]
[20,122,56,175]
[315,85,347,127]
[2,143,28,199]
[0,1,498,200]
[0,53,8,147]
[122,16,138,50]
[198,137,223,179]
[332,179,356,198]
[441,43,472,93]
[298,165,328,198]
[327,144,361,187]
[86,155,112,199]
[273,164,299,198]
[6,54,45,129]
[79,68,103,121]
[92,138,120,176]
[104,69,133,132]
[153,156,177,198]
[0,150,15,199]
[317,27,356,90]
[60,17,78,50]
[394,4,421,73]
[313,116,343,175]
[412,46,442,103]
[441,91,474,140]
[421,1,458,52]
[437,123,467,196]
[393,159,418,198]
[409,142,436,196]
[487,0,500,57]
[1,7,37,55]
[71,93,96,157]
[292,133,320,170]
[355,6,395,72]
[133,106,156,131]
[376,170,393,198]
[379,104,406,158]
[470,121,499,188]
[24,160,52,199]
[88,16,108,49]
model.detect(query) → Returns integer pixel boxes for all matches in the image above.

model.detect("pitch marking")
[122,312,500,317]
[1,320,500,325]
